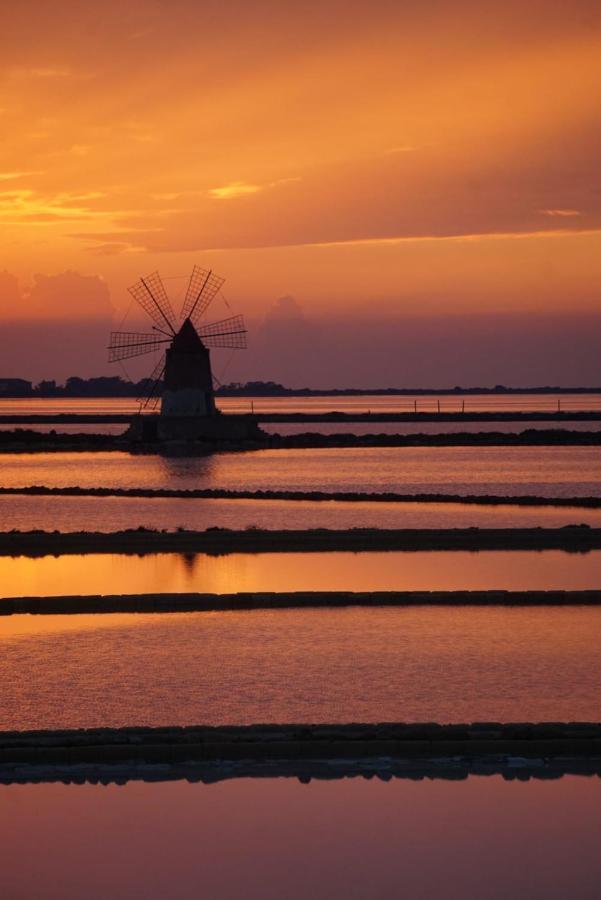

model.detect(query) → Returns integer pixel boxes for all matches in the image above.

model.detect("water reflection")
[1,446,600,496]
[2,420,600,436]
[0,776,599,900]
[0,549,600,598]
[4,495,601,533]
[2,607,601,728]
[2,392,601,414]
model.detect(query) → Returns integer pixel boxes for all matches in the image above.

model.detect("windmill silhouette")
[108,266,246,417]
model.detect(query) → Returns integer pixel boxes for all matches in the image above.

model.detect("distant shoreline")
[0,427,600,453]
[2,723,601,773]
[2,383,601,399]
[1,425,601,454]
[3,589,601,616]
[1,525,599,556]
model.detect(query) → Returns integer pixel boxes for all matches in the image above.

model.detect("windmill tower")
[108,266,257,442]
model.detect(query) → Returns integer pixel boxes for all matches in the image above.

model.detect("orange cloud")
[209,182,264,200]
[0,0,599,327]
[541,209,582,217]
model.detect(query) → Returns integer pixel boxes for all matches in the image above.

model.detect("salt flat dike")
[2,724,601,782]
[2,485,600,507]
[1,411,601,425]
[3,755,601,785]
[3,590,601,616]
[1,428,601,452]
[1,526,600,556]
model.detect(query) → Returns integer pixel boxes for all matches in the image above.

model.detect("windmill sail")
[110,265,246,415]
[137,355,165,409]
[197,314,247,349]
[181,265,225,324]
[108,332,169,362]
[128,271,177,334]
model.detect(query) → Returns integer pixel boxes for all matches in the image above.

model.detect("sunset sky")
[1,0,600,385]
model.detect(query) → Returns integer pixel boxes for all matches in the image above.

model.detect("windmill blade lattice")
[128,271,177,334]
[181,265,225,325]
[198,314,247,349]
[137,355,165,409]
[110,265,246,411]
[108,332,169,362]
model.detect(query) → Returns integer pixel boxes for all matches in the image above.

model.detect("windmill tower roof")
[172,317,206,354]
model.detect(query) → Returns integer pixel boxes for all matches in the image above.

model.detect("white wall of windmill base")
[161,387,216,417]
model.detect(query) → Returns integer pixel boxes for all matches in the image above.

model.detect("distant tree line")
[36,377,155,397]
[216,381,601,396]
[1,376,600,398]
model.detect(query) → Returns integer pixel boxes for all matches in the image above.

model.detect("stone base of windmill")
[126,412,264,446]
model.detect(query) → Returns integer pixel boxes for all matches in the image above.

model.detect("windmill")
[108,266,247,419]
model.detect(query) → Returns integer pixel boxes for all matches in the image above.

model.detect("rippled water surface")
[2,420,600,435]
[2,446,600,496]
[2,607,601,729]
[267,421,601,435]
[1,550,599,598]
[3,494,601,532]
[2,776,601,900]
[2,393,601,415]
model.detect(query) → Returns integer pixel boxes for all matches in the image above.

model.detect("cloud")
[0,171,40,181]
[27,271,113,319]
[209,177,300,201]
[264,295,307,322]
[246,295,323,382]
[0,187,120,226]
[85,242,143,256]
[383,145,418,154]
[209,182,265,200]
[73,139,599,253]
[240,310,601,389]
[540,208,581,217]
[0,271,21,309]
[9,66,71,79]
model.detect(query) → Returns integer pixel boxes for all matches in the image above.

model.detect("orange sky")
[0,0,600,383]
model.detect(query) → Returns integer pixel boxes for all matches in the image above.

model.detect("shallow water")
[2,420,599,436]
[2,776,601,900]
[267,421,601,435]
[2,392,601,415]
[1,446,600,497]
[2,607,601,727]
[3,493,601,533]
[0,549,599,599]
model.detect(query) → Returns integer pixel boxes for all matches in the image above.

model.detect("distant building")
[0,378,33,397]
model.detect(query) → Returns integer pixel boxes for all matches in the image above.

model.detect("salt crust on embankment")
[3,590,601,615]
[2,411,601,424]
[3,757,601,785]
[1,428,601,453]
[2,486,600,507]
[2,723,601,770]
[0,526,600,556]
